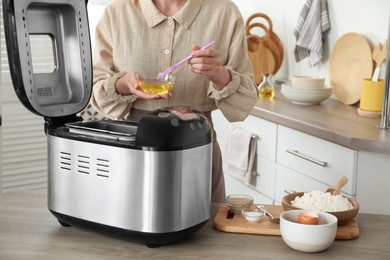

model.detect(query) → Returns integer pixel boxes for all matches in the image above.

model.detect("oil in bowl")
[139,74,175,95]
[259,87,275,98]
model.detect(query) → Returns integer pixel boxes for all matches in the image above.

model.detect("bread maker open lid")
[3,0,92,118]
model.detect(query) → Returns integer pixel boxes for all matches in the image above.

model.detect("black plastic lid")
[3,0,92,118]
[136,106,212,151]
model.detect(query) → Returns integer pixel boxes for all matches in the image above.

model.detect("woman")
[91,0,258,202]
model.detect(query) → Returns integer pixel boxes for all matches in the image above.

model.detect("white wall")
[87,0,390,85]
[87,3,106,50]
[232,0,390,84]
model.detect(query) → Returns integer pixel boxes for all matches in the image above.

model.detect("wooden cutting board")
[213,204,359,240]
[247,34,276,84]
[245,13,284,73]
[246,23,282,73]
[330,33,373,105]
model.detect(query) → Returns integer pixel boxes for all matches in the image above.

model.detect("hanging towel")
[294,0,330,66]
[224,125,257,186]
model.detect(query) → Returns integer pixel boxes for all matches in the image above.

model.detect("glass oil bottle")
[258,73,275,99]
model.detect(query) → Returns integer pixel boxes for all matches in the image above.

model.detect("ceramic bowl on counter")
[280,209,338,253]
[291,76,325,88]
[282,192,359,226]
[281,83,332,105]
[225,194,253,213]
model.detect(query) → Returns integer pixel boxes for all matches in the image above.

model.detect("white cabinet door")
[275,164,331,203]
[277,125,357,195]
[240,115,277,162]
[357,151,390,215]
[224,175,273,204]
[212,111,277,200]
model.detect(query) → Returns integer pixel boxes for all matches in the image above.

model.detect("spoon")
[372,40,388,82]
[255,204,280,224]
[326,175,348,195]
[156,40,216,80]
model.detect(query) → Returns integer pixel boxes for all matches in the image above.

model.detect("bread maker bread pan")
[3,0,212,247]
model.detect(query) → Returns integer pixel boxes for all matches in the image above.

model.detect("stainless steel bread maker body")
[3,0,212,247]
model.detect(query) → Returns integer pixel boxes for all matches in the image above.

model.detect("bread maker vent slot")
[59,151,71,171]
[58,152,110,177]
[96,158,110,178]
[77,155,90,175]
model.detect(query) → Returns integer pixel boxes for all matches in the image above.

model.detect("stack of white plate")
[280,76,332,105]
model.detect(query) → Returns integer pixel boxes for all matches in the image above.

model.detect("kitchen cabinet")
[276,125,357,198]
[275,164,330,202]
[224,175,273,205]
[212,110,357,203]
[212,110,277,203]
[356,151,390,215]
[212,108,389,215]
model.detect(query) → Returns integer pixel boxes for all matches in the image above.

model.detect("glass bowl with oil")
[139,74,175,95]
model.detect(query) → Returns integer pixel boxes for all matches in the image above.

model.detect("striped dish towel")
[294,0,330,66]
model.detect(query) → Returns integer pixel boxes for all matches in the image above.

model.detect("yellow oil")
[259,87,275,99]
[139,80,174,95]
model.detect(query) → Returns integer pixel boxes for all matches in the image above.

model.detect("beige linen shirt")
[91,0,258,121]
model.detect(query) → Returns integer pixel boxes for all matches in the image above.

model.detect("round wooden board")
[330,33,373,105]
[246,23,282,73]
[247,34,276,84]
[245,13,284,74]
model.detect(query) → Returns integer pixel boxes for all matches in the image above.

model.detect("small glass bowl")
[242,209,265,222]
[225,194,254,213]
[138,74,175,95]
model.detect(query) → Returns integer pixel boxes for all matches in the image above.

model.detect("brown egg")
[297,212,319,225]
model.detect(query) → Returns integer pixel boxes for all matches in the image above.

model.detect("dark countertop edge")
[250,90,390,154]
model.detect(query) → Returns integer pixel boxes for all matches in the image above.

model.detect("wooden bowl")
[281,192,360,226]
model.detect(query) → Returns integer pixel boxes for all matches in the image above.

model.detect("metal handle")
[286,149,327,167]
[379,15,390,129]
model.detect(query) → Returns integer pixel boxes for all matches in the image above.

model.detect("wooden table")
[1,190,390,259]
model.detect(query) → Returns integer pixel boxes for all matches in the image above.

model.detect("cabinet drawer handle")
[286,149,327,167]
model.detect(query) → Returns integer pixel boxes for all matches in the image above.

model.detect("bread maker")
[3,0,212,247]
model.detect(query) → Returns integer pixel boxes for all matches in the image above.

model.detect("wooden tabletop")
[252,88,390,153]
[1,190,390,259]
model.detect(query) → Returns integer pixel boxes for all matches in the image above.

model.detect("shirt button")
[167,19,173,26]
[164,49,170,55]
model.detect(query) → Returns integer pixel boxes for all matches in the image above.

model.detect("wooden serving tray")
[213,204,359,240]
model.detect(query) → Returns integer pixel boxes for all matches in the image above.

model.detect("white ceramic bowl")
[280,210,338,253]
[281,84,332,105]
[292,76,325,88]
[282,83,332,92]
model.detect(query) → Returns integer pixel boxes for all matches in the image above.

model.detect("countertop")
[251,88,390,153]
[1,190,390,259]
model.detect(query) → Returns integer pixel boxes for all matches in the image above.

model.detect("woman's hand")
[188,45,231,90]
[115,72,172,99]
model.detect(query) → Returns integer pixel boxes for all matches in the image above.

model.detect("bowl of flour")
[282,191,359,225]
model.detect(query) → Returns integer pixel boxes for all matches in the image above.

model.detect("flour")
[291,190,353,212]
